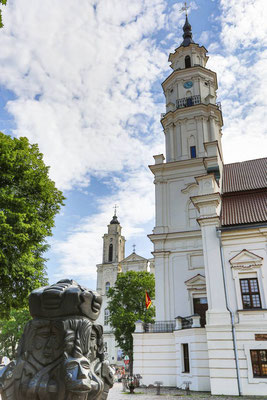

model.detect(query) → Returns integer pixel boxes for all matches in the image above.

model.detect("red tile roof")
[223,158,267,193]
[221,192,267,226]
[221,158,267,227]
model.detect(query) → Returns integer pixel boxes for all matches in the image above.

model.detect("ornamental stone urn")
[0,279,114,400]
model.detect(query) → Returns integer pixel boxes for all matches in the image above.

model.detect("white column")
[169,124,175,161]
[209,116,216,141]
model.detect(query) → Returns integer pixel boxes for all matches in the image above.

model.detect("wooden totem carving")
[0,280,114,399]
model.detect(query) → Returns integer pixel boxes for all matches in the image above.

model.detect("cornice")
[162,65,217,89]
[161,103,223,127]
[191,192,221,211]
[149,157,205,175]
[148,229,202,242]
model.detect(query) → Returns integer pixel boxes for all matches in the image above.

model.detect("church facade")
[96,213,154,365]
[132,16,267,396]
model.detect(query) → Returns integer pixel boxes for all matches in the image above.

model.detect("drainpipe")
[217,228,242,396]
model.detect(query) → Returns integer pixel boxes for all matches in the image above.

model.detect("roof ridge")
[224,157,267,167]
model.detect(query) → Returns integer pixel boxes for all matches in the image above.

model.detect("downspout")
[217,228,242,396]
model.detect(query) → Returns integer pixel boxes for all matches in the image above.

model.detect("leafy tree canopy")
[107,271,155,371]
[0,308,31,360]
[0,133,65,318]
[0,0,7,29]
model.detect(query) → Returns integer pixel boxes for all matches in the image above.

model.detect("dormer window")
[185,55,191,68]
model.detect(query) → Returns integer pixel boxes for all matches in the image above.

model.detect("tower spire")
[180,1,195,47]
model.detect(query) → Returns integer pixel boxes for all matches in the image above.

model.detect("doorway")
[193,297,208,327]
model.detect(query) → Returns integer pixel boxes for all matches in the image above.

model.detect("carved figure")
[0,280,114,400]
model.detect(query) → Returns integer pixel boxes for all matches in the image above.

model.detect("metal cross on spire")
[113,204,118,216]
[181,1,190,16]
[133,244,136,253]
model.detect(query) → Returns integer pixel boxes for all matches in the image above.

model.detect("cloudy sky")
[0,0,266,290]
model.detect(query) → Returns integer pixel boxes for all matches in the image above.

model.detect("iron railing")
[176,95,201,109]
[144,320,176,333]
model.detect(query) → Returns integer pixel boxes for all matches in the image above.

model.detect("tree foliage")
[0,308,31,360]
[0,0,7,29]
[107,271,155,372]
[0,133,65,318]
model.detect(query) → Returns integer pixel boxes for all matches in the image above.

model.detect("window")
[190,146,196,158]
[104,308,109,325]
[185,55,191,68]
[193,297,208,327]
[251,350,267,378]
[105,281,110,294]
[108,244,113,262]
[240,278,261,309]
[117,349,123,361]
[182,344,190,373]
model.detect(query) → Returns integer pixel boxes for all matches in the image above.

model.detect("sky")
[0,0,266,290]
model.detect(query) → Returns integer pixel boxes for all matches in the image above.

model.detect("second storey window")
[251,350,267,378]
[240,278,261,309]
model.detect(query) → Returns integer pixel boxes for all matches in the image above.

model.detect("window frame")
[240,278,262,310]
[182,343,190,373]
[104,308,109,325]
[190,146,196,159]
[250,349,267,378]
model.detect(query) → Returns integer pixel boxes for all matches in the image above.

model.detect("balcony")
[135,315,201,334]
[176,95,201,109]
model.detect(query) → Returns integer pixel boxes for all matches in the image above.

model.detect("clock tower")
[149,16,224,321]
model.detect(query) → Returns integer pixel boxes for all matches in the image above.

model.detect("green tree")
[107,271,155,373]
[0,308,31,360]
[0,133,65,318]
[0,0,7,29]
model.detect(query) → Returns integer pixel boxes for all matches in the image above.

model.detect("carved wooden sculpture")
[0,280,114,399]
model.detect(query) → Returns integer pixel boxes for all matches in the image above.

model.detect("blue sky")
[0,0,266,290]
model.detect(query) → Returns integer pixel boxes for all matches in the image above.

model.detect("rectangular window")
[251,350,267,378]
[190,146,196,158]
[182,343,190,373]
[240,278,261,309]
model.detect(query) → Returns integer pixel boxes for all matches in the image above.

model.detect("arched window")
[104,308,110,325]
[108,244,113,262]
[185,55,191,68]
[105,281,110,294]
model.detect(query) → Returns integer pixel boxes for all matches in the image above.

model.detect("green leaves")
[0,308,31,360]
[0,0,7,29]
[107,271,155,369]
[0,133,64,318]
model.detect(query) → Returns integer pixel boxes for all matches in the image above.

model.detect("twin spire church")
[96,14,267,396]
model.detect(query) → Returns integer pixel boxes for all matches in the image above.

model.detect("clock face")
[184,81,193,89]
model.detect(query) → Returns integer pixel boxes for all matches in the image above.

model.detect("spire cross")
[113,204,118,216]
[133,244,136,253]
[181,1,190,16]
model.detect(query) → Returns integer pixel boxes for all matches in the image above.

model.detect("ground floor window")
[182,343,190,373]
[251,350,267,378]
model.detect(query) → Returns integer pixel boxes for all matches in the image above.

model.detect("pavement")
[107,382,266,399]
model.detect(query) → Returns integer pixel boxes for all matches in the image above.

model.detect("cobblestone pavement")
[107,382,265,399]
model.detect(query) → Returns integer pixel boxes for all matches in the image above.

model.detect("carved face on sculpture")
[64,355,92,394]
[32,322,63,365]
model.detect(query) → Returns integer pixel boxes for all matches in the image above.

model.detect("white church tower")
[97,211,126,363]
[149,14,223,323]
[133,12,267,397]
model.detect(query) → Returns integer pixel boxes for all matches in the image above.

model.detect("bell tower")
[149,15,224,322]
[102,211,125,264]
[162,16,223,169]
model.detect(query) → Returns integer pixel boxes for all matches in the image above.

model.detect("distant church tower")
[96,211,125,362]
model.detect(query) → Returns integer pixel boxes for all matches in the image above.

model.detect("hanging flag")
[145,291,152,309]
